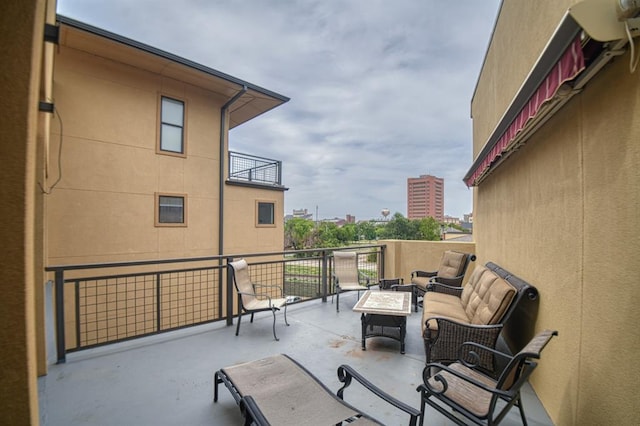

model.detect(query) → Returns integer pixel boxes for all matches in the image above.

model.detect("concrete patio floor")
[38,293,554,425]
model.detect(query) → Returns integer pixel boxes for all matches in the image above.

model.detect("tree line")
[284,212,465,250]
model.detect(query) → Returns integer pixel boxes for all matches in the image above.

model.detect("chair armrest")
[426,282,463,296]
[431,275,464,287]
[337,364,421,425]
[358,271,371,287]
[417,362,511,399]
[239,395,269,426]
[412,270,437,279]
[391,284,414,293]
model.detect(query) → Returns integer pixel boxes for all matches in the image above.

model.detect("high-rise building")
[407,174,444,221]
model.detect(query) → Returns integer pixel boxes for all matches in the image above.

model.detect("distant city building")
[346,214,356,224]
[464,213,473,223]
[443,215,461,225]
[407,174,444,221]
[291,208,313,220]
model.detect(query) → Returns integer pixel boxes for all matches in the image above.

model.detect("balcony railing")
[228,151,282,186]
[45,246,384,363]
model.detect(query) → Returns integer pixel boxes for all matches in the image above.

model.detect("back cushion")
[334,251,359,283]
[437,251,466,278]
[231,259,255,296]
[461,266,516,325]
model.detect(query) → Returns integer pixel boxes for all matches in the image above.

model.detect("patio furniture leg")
[235,313,242,336]
[283,303,289,326]
[517,395,528,426]
[336,289,340,312]
[213,371,221,402]
[270,308,279,341]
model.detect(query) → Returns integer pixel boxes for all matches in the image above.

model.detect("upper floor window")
[256,201,275,227]
[159,96,185,155]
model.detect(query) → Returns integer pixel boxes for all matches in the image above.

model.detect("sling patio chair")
[332,251,372,312]
[417,329,558,426]
[228,259,289,341]
[411,250,476,312]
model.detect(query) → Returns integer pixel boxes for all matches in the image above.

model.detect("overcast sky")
[57,0,501,221]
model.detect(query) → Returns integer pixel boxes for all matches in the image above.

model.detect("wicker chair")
[228,259,289,341]
[332,251,372,312]
[411,250,476,312]
[417,329,558,426]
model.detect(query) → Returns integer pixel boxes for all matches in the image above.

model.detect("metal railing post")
[321,250,328,302]
[54,269,66,363]
[380,245,386,279]
[226,258,234,326]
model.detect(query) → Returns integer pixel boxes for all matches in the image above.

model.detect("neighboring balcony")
[229,151,283,187]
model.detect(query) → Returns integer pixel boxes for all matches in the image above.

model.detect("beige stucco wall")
[47,42,227,264]
[472,1,640,424]
[1,0,50,423]
[224,184,285,255]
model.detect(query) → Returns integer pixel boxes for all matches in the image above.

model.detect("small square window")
[159,96,185,155]
[156,194,187,227]
[256,201,275,227]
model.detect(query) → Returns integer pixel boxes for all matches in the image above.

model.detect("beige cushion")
[460,266,516,325]
[437,251,467,278]
[421,265,517,334]
[412,276,431,291]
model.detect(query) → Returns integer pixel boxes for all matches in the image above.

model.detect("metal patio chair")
[228,259,289,341]
[332,251,372,312]
[418,329,558,426]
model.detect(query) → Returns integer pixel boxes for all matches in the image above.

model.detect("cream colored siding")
[472,1,640,424]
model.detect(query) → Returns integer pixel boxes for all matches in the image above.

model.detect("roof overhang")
[56,15,289,129]
[464,0,634,187]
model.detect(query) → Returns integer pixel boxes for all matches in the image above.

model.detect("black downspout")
[219,86,246,326]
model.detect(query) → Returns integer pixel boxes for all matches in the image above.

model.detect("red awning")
[465,37,585,187]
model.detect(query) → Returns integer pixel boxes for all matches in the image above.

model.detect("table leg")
[400,317,406,354]
[361,313,367,351]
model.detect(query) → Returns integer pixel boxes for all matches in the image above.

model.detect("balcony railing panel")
[228,151,282,186]
[46,246,384,363]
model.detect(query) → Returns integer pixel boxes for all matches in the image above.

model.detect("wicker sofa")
[422,262,538,372]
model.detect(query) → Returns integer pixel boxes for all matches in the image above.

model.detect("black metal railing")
[45,245,384,363]
[229,151,282,186]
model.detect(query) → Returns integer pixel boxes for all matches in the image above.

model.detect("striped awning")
[464,36,585,187]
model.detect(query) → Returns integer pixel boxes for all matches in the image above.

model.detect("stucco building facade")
[467,0,640,424]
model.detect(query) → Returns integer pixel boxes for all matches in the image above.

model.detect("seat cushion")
[244,297,287,310]
[426,362,497,418]
[421,293,469,334]
[460,266,516,325]
[412,276,431,291]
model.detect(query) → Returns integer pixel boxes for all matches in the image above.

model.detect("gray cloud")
[57,0,500,220]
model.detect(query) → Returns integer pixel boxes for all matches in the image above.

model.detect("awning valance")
[464,36,585,187]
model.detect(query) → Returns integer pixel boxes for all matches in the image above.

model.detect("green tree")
[417,216,441,240]
[376,213,441,241]
[357,221,378,241]
[316,222,340,247]
[284,218,315,250]
[336,223,357,243]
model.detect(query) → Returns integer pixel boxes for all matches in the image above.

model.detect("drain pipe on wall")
[219,85,246,324]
